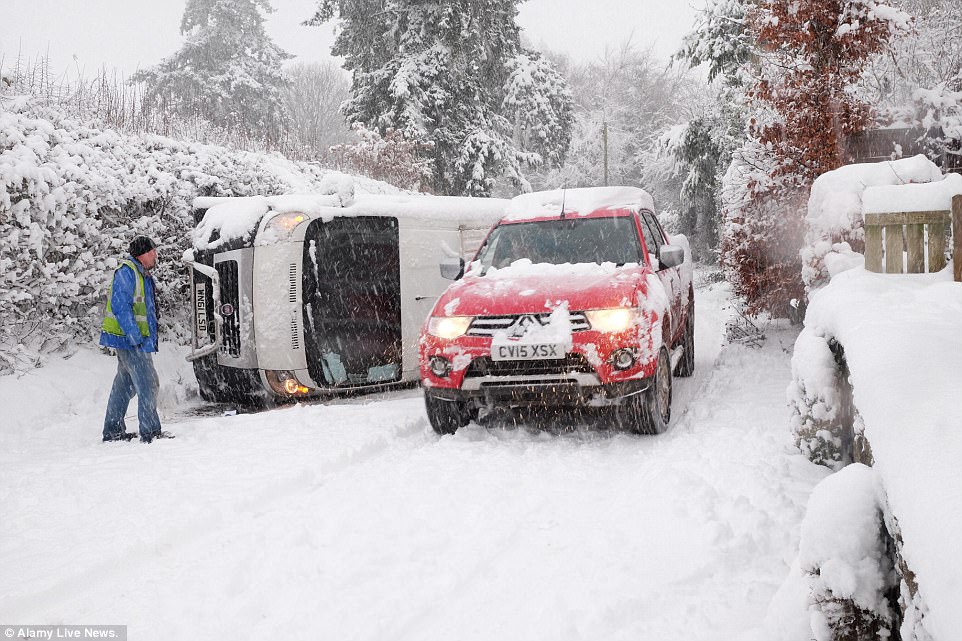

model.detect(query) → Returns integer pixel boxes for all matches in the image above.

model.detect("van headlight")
[585,308,638,333]
[264,212,308,239]
[428,316,473,339]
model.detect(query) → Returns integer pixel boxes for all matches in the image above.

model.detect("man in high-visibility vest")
[100,235,174,443]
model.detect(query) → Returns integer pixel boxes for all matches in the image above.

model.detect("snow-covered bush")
[800,463,897,641]
[328,124,434,192]
[787,328,849,471]
[719,136,809,317]
[0,91,394,375]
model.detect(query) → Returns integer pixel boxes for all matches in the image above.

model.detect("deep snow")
[0,276,828,640]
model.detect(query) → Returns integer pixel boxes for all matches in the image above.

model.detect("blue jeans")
[103,348,161,440]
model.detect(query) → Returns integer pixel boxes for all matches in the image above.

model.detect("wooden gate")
[863,194,962,281]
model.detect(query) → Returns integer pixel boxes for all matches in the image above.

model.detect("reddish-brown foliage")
[722,186,809,317]
[750,0,898,182]
[724,0,905,316]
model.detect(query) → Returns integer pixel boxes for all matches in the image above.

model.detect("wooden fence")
[863,194,962,281]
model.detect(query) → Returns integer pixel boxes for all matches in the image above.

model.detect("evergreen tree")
[132,0,293,142]
[673,2,755,263]
[306,0,572,196]
[676,0,753,86]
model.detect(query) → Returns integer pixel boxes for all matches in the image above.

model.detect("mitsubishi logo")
[508,315,540,339]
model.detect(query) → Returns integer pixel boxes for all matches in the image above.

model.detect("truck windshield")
[477,217,642,269]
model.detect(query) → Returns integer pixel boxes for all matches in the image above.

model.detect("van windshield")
[476,217,643,269]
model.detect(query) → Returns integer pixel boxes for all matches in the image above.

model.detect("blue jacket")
[99,256,159,352]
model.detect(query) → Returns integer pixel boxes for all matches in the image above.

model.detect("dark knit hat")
[129,235,158,258]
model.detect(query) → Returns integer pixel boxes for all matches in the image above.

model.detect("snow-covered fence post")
[953,194,962,282]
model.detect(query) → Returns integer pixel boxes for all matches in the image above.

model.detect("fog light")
[612,349,636,370]
[429,356,452,377]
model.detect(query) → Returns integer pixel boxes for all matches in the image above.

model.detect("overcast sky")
[0,0,699,80]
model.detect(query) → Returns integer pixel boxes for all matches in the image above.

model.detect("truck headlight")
[585,308,638,333]
[428,316,473,339]
[264,212,308,239]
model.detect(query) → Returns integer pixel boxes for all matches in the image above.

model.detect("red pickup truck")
[418,187,694,435]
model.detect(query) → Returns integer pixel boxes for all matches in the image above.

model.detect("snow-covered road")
[0,277,827,640]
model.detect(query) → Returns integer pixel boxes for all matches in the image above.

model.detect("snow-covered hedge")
[0,91,395,375]
[787,329,849,471]
[752,464,897,641]
[788,265,962,640]
[801,463,896,641]
[784,159,962,640]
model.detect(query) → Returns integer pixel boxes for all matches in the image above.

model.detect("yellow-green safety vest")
[102,259,150,338]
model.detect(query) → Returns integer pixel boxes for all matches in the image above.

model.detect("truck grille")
[464,354,595,378]
[216,260,241,357]
[467,312,590,337]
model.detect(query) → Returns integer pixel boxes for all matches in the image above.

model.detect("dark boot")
[103,432,137,442]
[141,430,175,443]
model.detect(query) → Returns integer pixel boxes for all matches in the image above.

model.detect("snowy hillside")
[0,91,398,375]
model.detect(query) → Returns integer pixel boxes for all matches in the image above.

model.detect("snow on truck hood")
[504,186,654,222]
[438,261,646,317]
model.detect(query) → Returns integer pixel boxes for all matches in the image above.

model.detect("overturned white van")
[185,184,507,404]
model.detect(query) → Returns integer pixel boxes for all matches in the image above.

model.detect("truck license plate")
[491,343,564,361]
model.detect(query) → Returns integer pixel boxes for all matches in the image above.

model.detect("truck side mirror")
[440,257,465,280]
[659,245,684,269]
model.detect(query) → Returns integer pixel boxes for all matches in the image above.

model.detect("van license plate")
[491,343,564,361]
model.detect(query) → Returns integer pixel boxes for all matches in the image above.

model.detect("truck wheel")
[674,306,695,377]
[615,348,672,435]
[639,348,672,434]
[424,393,474,435]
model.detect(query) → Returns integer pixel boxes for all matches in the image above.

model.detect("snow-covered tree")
[676,0,753,85]
[714,0,909,316]
[672,4,756,264]
[663,114,731,261]
[132,0,293,142]
[306,0,572,196]
[284,61,353,157]
[750,0,911,185]
[858,0,962,159]
[533,43,694,193]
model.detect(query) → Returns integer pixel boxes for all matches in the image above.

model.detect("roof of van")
[503,186,654,223]
[191,192,509,251]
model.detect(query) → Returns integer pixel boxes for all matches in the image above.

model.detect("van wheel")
[425,393,474,435]
[674,306,695,377]
[638,348,672,434]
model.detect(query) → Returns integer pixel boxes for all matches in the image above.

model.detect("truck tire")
[424,392,474,435]
[674,304,695,377]
[638,347,673,434]
[614,347,672,435]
